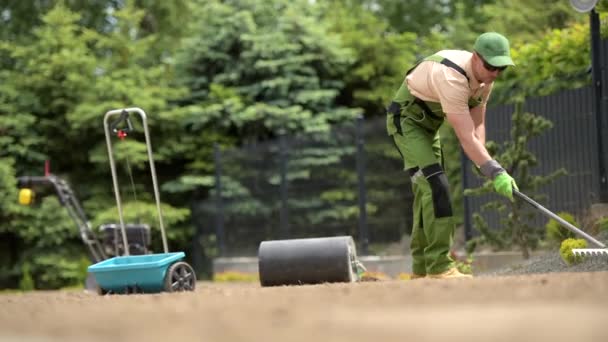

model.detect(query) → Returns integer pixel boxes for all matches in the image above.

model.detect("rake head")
[572,248,608,258]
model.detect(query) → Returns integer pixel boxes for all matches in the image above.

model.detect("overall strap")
[407,54,469,82]
[401,54,474,115]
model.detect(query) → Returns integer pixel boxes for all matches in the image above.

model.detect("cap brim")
[487,55,515,67]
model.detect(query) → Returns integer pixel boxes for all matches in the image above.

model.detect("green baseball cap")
[474,32,515,67]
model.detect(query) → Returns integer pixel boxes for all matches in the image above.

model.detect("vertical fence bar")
[356,116,369,255]
[590,10,608,202]
[214,143,226,256]
[461,150,473,241]
[279,133,290,239]
[191,200,203,274]
[602,38,608,202]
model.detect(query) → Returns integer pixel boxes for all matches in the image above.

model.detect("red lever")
[117,130,128,140]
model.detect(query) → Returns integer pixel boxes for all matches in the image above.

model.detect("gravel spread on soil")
[483,230,608,276]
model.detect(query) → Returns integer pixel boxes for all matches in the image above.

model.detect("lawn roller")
[258,236,365,286]
[87,108,196,294]
[514,190,608,258]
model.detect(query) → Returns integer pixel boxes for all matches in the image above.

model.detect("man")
[387,32,518,279]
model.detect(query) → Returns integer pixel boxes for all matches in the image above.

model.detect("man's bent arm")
[470,105,486,145]
[445,111,492,167]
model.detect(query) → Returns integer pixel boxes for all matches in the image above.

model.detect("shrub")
[546,212,577,243]
[213,270,258,282]
[559,238,587,265]
[360,271,390,281]
[450,251,473,275]
[596,217,608,233]
[397,273,417,281]
[455,257,473,275]
[19,263,35,291]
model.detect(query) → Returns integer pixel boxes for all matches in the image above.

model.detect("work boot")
[427,267,472,279]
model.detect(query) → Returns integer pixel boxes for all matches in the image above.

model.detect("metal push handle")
[103,108,169,255]
[513,190,606,248]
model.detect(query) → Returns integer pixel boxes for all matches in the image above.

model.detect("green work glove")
[493,172,518,201]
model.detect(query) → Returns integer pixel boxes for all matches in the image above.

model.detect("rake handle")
[514,190,606,249]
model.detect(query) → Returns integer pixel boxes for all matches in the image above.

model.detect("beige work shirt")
[406,50,493,114]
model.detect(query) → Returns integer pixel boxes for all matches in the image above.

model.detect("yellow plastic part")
[18,188,34,205]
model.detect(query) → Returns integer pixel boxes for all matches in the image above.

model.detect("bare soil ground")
[1,271,607,342]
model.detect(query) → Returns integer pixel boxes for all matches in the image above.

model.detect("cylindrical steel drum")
[258,236,359,286]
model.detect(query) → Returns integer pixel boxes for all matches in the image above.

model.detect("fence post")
[213,143,226,256]
[279,133,290,239]
[356,116,369,255]
[590,10,608,202]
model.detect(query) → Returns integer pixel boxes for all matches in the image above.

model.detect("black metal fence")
[463,86,601,238]
[205,86,605,257]
[205,117,413,257]
[203,37,608,258]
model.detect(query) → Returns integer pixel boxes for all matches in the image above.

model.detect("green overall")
[387,54,482,275]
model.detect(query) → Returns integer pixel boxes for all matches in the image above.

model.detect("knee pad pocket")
[422,164,453,218]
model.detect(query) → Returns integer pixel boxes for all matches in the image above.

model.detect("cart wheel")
[96,286,109,296]
[164,261,196,292]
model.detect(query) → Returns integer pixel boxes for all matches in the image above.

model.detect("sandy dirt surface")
[1,272,607,342]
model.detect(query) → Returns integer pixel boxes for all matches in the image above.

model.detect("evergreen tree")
[464,102,566,258]
[0,2,192,288]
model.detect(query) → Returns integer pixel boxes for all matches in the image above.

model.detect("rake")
[514,190,608,258]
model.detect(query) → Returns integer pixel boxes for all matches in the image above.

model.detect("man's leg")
[423,134,456,274]
[410,177,428,276]
[417,164,456,274]
[392,127,441,277]
[400,129,456,275]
